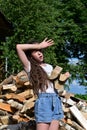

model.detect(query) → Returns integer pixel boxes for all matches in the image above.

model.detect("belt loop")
[52,95,56,109]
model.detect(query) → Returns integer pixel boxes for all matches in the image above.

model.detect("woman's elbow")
[16,44,21,50]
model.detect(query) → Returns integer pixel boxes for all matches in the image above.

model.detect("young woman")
[16,38,64,130]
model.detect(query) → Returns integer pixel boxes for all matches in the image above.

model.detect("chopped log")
[54,80,64,92]
[0,102,16,113]
[13,75,29,85]
[0,84,2,94]
[65,112,73,120]
[1,93,26,103]
[64,93,74,100]
[0,75,13,85]
[61,97,76,106]
[61,91,74,98]
[81,104,87,113]
[70,105,87,130]
[24,81,32,88]
[12,115,29,123]
[66,98,76,106]
[64,123,75,130]
[0,75,13,94]
[61,90,67,96]
[7,100,23,110]
[59,126,67,130]
[21,102,34,114]
[62,106,70,113]
[21,96,35,113]
[0,125,9,130]
[12,70,30,88]
[59,72,70,82]
[13,76,24,86]
[0,110,7,116]
[66,118,72,125]
[0,99,4,103]
[49,66,63,80]
[59,120,75,130]
[18,89,34,99]
[71,121,85,130]
[2,84,17,92]
[81,111,87,119]
[0,115,12,125]
[13,70,28,83]
[16,70,28,77]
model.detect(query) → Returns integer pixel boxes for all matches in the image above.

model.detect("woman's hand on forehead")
[39,38,54,49]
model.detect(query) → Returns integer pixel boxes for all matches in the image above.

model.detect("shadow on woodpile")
[0,120,36,130]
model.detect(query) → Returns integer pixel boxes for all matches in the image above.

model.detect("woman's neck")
[40,63,47,67]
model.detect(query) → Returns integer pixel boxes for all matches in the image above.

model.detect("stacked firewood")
[0,66,87,130]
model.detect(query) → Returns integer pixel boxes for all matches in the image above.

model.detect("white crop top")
[26,63,55,93]
[40,64,55,93]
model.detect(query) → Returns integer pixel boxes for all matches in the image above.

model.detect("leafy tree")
[0,0,67,71]
[0,0,87,88]
[61,0,87,85]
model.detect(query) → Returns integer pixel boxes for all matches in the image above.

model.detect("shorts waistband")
[38,93,58,98]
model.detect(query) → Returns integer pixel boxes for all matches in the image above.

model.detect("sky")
[68,57,79,65]
[66,58,87,95]
[67,80,86,95]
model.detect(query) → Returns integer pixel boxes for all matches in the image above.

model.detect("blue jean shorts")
[34,93,64,123]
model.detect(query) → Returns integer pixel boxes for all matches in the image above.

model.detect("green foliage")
[0,0,87,89]
[0,0,68,71]
[75,94,87,100]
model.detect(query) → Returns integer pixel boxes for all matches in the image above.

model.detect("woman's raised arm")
[16,38,54,71]
[16,43,40,71]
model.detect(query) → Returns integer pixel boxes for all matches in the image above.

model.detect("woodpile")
[0,66,87,130]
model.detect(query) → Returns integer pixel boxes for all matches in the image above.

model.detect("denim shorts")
[34,93,64,123]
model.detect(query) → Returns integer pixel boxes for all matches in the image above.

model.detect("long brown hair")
[25,41,48,95]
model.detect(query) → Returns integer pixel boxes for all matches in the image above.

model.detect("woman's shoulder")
[41,63,53,69]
